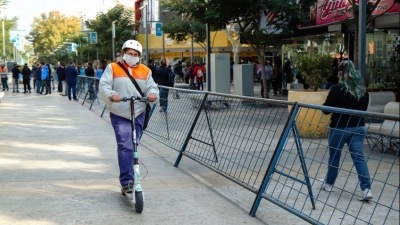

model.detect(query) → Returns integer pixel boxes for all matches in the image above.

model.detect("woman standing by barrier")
[320,59,372,201]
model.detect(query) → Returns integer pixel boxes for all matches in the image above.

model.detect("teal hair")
[338,60,366,100]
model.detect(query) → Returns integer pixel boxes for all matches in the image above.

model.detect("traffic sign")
[155,23,163,37]
[90,32,97,44]
[67,46,72,53]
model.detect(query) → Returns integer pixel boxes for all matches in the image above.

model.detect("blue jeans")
[325,126,371,190]
[36,80,42,93]
[110,112,145,186]
[67,82,77,100]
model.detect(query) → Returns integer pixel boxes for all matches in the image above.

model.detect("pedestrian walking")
[21,63,32,93]
[0,64,8,91]
[11,64,20,93]
[65,62,79,101]
[320,59,373,201]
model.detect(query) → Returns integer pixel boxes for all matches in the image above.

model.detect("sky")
[3,0,134,35]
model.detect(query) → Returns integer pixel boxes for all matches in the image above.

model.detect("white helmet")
[121,40,142,56]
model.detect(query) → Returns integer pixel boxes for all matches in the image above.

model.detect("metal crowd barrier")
[74,78,399,225]
[250,103,399,225]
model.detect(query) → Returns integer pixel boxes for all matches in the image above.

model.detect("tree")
[84,4,136,62]
[29,11,81,61]
[163,0,301,98]
[1,17,18,60]
[162,16,207,50]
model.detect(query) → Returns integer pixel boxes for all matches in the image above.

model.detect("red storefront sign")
[316,0,400,26]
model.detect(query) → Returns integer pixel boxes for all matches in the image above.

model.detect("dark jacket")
[157,66,173,87]
[35,67,42,81]
[148,64,158,81]
[174,64,183,76]
[323,84,369,128]
[61,68,66,81]
[65,65,78,83]
[21,66,31,80]
[56,66,63,76]
[11,66,20,79]
[85,66,95,77]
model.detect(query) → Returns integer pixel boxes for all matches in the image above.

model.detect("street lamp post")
[139,4,149,62]
[112,20,117,62]
[358,0,366,82]
[2,13,5,60]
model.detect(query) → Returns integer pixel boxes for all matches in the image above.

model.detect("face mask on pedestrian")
[123,54,140,67]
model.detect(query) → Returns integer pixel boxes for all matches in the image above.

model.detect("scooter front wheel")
[135,191,144,213]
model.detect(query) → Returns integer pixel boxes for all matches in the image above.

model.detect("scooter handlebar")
[121,96,148,102]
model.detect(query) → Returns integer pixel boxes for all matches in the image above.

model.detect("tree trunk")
[225,26,241,64]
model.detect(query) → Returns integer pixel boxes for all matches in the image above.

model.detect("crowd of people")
[0,62,104,101]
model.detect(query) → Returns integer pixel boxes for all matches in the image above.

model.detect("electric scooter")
[120,96,148,213]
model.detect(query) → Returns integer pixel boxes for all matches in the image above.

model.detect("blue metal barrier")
[75,83,399,224]
[250,102,399,225]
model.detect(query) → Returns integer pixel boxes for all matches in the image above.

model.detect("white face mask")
[123,54,140,67]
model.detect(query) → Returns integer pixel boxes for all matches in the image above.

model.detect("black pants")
[23,79,31,92]
[57,74,63,92]
[272,79,278,95]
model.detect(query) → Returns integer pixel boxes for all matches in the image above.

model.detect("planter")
[288,90,331,139]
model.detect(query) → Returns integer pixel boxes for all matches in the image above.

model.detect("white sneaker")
[358,188,373,201]
[320,179,333,192]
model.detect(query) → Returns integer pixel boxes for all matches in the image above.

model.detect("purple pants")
[110,112,145,186]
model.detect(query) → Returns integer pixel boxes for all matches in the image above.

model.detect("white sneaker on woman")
[319,179,333,192]
[358,188,373,201]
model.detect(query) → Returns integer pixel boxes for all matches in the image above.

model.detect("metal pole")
[145,5,149,62]
[191,34,194,64]
[358,0,366,82]
[96,47,99,62]
[2,15,5,59]
[206,23,211,91]
[112,21,116,62]
[162,30,165,59]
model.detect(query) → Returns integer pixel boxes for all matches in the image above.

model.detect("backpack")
[197,69,203,78]
[168,71,175,85]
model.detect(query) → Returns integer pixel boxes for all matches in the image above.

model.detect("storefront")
[284,0,399,92]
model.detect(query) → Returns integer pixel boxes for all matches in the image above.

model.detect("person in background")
[65,62,79,101]
[21,63,32,93]
[35,63,42,94]
[40,63,50,95]
[147,59,158,82]
[96,65,103,78]
[94,65,103,95]
[156,59,173,112]
[174,60,183,83]
[193,63,204,91]
[11,64,20,93]
[1,64,8,91]
[56,63,65,93]
[257,61,272,98]
[31,64,37,89]
[320,59,372,201]
[85,62,95,100]
[50,65,55,90]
